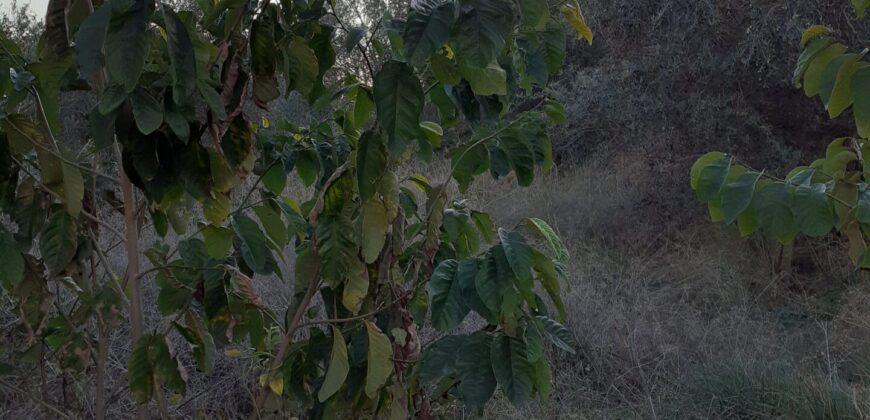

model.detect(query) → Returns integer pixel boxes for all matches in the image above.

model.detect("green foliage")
[0,231,24,290]
[374,60,424,153]
[692,7,870,266]
[0,0,592,415]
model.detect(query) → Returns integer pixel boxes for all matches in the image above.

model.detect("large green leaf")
[317,214,357,288]
[455,332,497,408]
[452,0,512,68]
[61,150,84,218]
[462,62,507,96]
[364,320,393,398]
[342,258,369,314]
[792,184,834,237]
[253,205,288,250]
[106,0,151,92]
[318,326,350,402]
[855,189,870,226]
[451,139,490,192]
[262,163,286,195]
[531,251,565,319]
[499,126,537,186]
[161,4,197,104]
[420,335,465,383]
[127,334,186,402]
[475,245,515,312]
[352,86,374,129]
[233,214,269,273]
[374,61,424,153]
[754,182,800,244]
[344,26,367,53]
[40,210,77,274]
[75,5,112,80]
[403,1,455,67]
[97,84,129,115]
[535,315,576,354]
[458,258,493,320]
[514,31,550,91]
[690,152,724,190]
[128,334,154,403]
[430,260,471,331]
[360,199,388,263]
[852,66,870,138]
[150,334,187,395]
[131,90,163,134]
[498,228,534,282]
[794,37,833,85]
[251,14,279,106]
[198,81,227,120]
[490,333,535,406]
[174,316,216,374]
[541,22,567,73]
[825,55,861,118]
[803,43,847,97]
[532,356,553,399]
[854,0,870,17]
[525,218,569,264]
[357,129,387,202]
[284,38,319,95]
[431,53,461,85]
[818,53,858,108]
[721,172,761,225]
[524,319,545,362]
[694,156,731,203]
[518,0,550,28]
[0,232,24,290]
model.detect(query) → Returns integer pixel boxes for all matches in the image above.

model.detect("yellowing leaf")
[364,320,393,398]
[318,326,350,402]
[561,2,592,45]
[461,62,507,96]
[360,199,388,263]
[342,259,369,314]
[203,192,231,225]
[801,25,831,47]
[224,349,243,357]
[419,121,443,147]
[61,155,84,218]
[268,373,284,395]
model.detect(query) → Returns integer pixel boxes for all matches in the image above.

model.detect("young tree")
[0,0,591,417]
[691,2,870,269]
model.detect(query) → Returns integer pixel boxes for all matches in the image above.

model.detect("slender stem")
[295,298,400,330]
[250,274,321,418]
[449,117,525,175]
[733,157,857,210]
[329,5,376,82]
[116,144,146,420]
[94,322,108,420]
[424,81,441,95]
[239,159,280,209]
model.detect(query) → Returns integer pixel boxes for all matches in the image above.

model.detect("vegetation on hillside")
[3,0,870,419]
[0,0,590,418]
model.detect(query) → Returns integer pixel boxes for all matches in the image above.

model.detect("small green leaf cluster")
[692,11,870,268]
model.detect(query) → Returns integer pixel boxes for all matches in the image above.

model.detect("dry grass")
[467,162,870,419]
